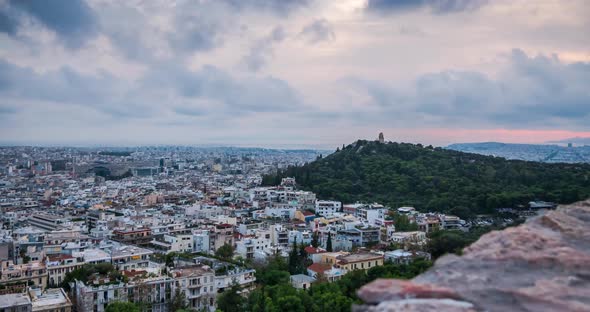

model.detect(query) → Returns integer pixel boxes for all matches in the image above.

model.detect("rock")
[356,200,590,312]
[353,299,476,312]
[357,279,463,304]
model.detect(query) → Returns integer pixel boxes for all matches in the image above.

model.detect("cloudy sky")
[0,0,589,148]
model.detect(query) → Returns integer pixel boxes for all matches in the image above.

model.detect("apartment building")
[0,260,48,290]
[170,265,216,311]
[111,228,152,247]
[315,200,342,217]
[46,254,84,287]
[110,245,153,271]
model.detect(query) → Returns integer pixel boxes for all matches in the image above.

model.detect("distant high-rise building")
[378,132,385,144]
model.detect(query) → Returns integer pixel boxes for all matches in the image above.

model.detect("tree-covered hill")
[262,140,590,215]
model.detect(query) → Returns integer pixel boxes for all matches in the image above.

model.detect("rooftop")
[307,263,332,274]
[111,245,153,258]
[31,288,71,310]
[337,252,383,264]
[290,274,316,283]
[171,265,213,278]
[0,293,31,308]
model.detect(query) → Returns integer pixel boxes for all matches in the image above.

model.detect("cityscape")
[1,0,589,312]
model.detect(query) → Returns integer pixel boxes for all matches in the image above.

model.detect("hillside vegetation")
[263,140,590,215]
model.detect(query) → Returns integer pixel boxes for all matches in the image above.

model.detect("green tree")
[394,214,418,232]
[311,232,319,248]
[326,233,333,252]
[427,230,473,259]
[216,243,234,260]
[105,302,140,312]
[168,288,188,312]
[276,295,304,312]
[217,283,244,312]
[288,240,299,274]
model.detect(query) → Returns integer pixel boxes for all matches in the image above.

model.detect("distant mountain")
[263,140,590,215]
[447,142,590,163]
[546,137,590,146]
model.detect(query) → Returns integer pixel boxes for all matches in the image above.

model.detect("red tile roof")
[304,246,326,254]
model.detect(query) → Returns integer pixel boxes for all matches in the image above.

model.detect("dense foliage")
[225,256,432,312]
[426,226,511,259]
[60,263,126,290]
[263,140,590,214]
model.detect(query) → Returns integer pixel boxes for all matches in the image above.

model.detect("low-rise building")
[334,252,384,272]
[0,293,31,312]
[30,288,72,312]
[290,274,315,290]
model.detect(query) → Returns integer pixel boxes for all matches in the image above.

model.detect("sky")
[0,0,589,148]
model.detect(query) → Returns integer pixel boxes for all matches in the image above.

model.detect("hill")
[262,140,590,215]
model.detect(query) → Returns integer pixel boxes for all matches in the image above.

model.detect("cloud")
[298,18,335,44]
[167,1,230,56]
[7,0,98,49]
[143,62,300,113]
[221,0,310,15]
[349,49,590,128]
[241,26,286,72]
[0,55,301,121]
[0,58,153,118]
[366,0,488,14]
[0,104,18,115]
[0,4,19,36]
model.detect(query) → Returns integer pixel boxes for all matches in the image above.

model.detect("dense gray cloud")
[6,0,98,48]
[299,19,335,44]
[0,4,19,35]
[143,62,300,113]
[241,26,286,72]
[222,0,310,15]
[0,57,300,119]
[352,49,590,128]
[366,0,488,14]
[0,59,151,118]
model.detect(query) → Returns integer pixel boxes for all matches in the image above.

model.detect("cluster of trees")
[217,255,432,312]
[263,140,590,215]
[426,226,509,259]
[288,240,312,275]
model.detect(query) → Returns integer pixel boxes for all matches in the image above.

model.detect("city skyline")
[0,0,589,147]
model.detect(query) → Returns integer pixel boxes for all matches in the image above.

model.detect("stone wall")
[355,200,590,312]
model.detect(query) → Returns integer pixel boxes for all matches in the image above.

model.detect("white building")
[315,200,342,217]
[235,236,272,260]
[192,230,211,254]
[151,234,194,254]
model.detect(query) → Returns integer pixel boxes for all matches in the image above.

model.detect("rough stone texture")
[356,200,590,312]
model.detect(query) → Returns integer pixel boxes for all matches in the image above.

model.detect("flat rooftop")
[31,288,71,310]
[0,293,31,308]
[337,252,383,263]
[111,245,153,258]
